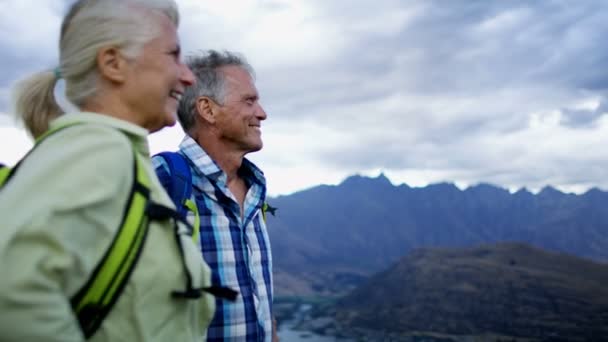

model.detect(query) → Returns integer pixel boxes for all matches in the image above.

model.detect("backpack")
[154,151,200,242]
[1,123,235,338]
[153,151,276,229]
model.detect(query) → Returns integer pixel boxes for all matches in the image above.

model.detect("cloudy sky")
[1,0,607,196]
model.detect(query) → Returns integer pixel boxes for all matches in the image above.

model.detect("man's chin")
[249,142,263,153]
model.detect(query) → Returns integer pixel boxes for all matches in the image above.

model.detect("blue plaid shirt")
[152,136,273,342]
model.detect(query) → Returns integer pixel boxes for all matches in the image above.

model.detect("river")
[276,303,354,342]
[278,326,349,342]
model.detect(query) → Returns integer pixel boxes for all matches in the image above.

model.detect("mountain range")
[265,174,608,296]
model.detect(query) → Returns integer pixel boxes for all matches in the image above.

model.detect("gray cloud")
[248,0,608,192]
[1,0,607,194]
[560,101,608,128]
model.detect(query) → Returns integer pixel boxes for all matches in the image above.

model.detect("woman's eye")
[168,48,181,59]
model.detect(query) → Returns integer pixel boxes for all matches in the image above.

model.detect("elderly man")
[153,50,276,342]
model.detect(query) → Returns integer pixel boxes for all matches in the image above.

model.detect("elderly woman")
[0,0,215,341]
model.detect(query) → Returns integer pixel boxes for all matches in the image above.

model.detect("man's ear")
[196,96,217,124]
[96,46,127,83]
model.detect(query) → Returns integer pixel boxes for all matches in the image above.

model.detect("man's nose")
[256,103,267,120]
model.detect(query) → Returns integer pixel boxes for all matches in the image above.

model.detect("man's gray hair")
[178,50,255,133]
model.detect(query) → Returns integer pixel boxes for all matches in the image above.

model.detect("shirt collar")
[179,135,266,187]
[51,112,150,155]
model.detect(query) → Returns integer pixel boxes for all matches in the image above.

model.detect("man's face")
[214,65,267,154]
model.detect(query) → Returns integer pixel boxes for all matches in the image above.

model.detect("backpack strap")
[154,152,192,217]
[0,164,9,186]
[261,202,278,223]
[154,152,200,242]
[70,152,152,338]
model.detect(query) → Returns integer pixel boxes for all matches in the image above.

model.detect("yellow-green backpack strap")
[0,165,10,186]
[184,199,200,243]
[261,202,277,223]
[70,153,152,338]
[262,202,268,223]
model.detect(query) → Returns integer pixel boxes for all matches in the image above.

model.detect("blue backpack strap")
[154,151,192,219]
[154,151,202,244]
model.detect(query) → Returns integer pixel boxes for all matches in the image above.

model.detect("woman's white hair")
[12,0,179,138]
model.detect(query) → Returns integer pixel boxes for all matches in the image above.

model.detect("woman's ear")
[96,46,127,83]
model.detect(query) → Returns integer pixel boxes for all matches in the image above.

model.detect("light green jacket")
[0,112,215,341]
